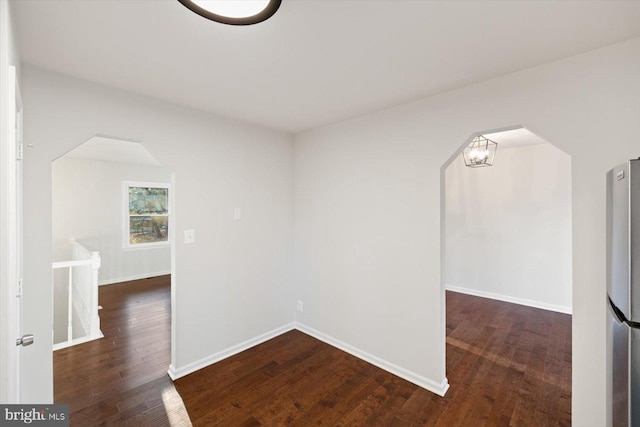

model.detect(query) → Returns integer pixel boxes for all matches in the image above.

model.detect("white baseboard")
[166,322,449,397]
[99,270,171,286]
[167,323,296,380]
[53,330,104,351]
[295,323,449,397]
[445,285,572,315]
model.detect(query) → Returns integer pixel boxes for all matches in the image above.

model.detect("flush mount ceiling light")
[462,135,498,168]
[177,0,282,25]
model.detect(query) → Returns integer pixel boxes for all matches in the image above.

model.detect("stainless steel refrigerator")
[608,158,640,427]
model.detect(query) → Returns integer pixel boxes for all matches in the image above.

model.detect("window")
[123,181,170,248]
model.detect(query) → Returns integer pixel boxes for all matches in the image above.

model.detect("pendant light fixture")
[462,135,498,168]
[177,0,282,25]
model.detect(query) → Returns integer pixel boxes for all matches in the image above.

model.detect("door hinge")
[17,278,22,297]
[16,139,23,161]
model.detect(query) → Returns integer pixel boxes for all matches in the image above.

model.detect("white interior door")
[2,65,26,403]
[14,66,25,402]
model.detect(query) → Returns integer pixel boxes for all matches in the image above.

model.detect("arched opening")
[50,135,181,419]
[440,126,573,423]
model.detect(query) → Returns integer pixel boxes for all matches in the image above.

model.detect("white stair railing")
[52,238,103,350]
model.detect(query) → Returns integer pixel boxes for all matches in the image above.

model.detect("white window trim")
[123,180,171,250]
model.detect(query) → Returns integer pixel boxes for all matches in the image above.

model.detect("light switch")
[184,229,195,244]
[234,207,242,220]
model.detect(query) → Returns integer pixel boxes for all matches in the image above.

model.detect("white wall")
[21,66,295,403]
[52,156,171,284]
[445,143,572,313]
[0,0,22,403]
[18,35,640,425]
[294,38,640,426]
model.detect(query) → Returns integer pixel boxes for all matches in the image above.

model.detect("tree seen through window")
[127,185,169,245]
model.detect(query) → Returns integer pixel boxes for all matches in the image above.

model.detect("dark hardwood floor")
[54,278,571,426]
[444,291,571,426]
[54,275,189,426]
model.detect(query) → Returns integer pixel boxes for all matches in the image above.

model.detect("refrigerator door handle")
[609,295,640,329]
[609,295,629,324]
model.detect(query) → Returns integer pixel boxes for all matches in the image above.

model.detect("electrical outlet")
[297,301,303,312]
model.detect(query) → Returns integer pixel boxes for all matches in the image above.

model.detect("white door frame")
[0,64,23,403]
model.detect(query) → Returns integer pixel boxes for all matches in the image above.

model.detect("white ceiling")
[13,1,640,133]
[484,128,548,150]
[64,136,161,166]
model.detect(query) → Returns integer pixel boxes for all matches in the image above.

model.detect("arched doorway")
[440,126,573,423]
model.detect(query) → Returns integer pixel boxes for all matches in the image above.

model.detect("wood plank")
[55,280,571,425]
